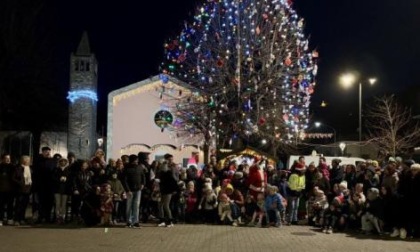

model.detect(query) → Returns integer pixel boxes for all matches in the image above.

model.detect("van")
[286,155,365,170]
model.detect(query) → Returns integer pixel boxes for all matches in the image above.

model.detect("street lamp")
[315,122,337,143]
[339,142,346,156]
[340,73,377,142]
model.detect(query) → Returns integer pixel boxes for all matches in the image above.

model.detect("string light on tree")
[160,0,318,151]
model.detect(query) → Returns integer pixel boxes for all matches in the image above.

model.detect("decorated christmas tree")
[160,0,318,155]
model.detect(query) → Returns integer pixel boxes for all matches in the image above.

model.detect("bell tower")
[67,31,98,159]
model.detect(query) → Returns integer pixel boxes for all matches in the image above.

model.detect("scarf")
[23,165,32,186]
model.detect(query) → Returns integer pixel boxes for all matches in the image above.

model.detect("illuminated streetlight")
[339,73,377,142]
[339,142,346,156]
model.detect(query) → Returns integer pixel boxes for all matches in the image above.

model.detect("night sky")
[51,0,420,138]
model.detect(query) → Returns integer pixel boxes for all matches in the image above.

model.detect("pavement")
[0,223,419,252]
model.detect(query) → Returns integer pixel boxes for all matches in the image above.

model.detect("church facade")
[106,75,203,165]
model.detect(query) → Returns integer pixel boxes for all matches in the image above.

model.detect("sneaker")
[0,221,3,226]
[399,228,407,239]
[126,223,132,228]
[232,221,238,227]
[247,222,255,227]
[274,222,281,228]
[166,222,174,228]
[390,228,400,238]
[158,222,166,227]
[132,223,141,228]
[327,227,333,234]
[7,219,13,225]
[322,227,327,233]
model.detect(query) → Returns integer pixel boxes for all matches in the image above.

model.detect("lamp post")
[340,73,377,142]
[315,122,337,143]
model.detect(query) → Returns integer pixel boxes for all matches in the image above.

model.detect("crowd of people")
[0,147,419,240]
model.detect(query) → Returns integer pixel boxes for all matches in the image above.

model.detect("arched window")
[80,61,85,71]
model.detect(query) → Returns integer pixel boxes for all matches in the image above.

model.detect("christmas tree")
[160,0,318,155]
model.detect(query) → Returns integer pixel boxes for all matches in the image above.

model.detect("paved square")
[1,223,419,252]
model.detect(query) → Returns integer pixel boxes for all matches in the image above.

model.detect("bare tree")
[366,95,420,157]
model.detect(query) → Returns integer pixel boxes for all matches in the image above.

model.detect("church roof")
[76,31,91,56]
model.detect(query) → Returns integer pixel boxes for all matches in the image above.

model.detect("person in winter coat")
[157,162,179,227]
[52,158,71,224]
[121,154,146,228]
[361,187,384,235]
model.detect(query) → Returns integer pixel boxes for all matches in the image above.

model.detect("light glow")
[67,90,98,103]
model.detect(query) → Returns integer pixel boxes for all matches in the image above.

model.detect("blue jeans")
[266,209,281,225]
[287,196,300,223]
[126,190,141,224]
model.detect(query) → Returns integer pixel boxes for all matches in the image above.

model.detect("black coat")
[53,166,71,195]
[160,170,179,195]
[122,163,146,192]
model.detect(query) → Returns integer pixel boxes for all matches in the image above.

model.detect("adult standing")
[0,154,15,225]
[157,161,179,227]
[122,154,146,228]
[286,163,306,225]
[13,155,32,225]
[246,156,268,199]
[32,146,56,223]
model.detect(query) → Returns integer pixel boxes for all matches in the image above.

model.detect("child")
[264,185,285,227]
[346,183,366,230]
[360,188,383,235]
[184,181,198,223]
[218,193,234,225]
[99,183,114,226]
[322,196,343,234]
[198,183,218,224]
[243,195,257,224]
[107,171,125,224]
[178,181,187,223]
[248,193,265,228]
[150,179,161,220]
[311,187,328,227]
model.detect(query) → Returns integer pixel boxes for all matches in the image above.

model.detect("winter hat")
[164,153,173,159]
[225,183,234,192]
[202,183,212,192]
[404,159,415,167]
[234,171,244,179]
[339,181,348,190]
[411,163,420,172]
[204,177,212,184]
